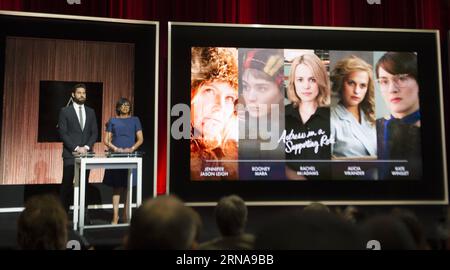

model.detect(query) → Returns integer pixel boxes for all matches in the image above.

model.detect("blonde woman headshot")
[330,55,377,159]
[284,53,331,180]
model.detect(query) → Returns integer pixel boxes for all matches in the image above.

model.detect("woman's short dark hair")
[115,97,132,115]
[376,52,418,81]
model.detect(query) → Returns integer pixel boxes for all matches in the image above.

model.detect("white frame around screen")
[0,11,159,213]
[167,21,448,206]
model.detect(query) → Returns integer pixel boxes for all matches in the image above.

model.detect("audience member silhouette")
[126,196,202,250]
[391,208,430,250]
[255,210,365,250]
[17,194,68,250]
[361,214,417,250]
[199,195,254,250]
[302,202,331,213]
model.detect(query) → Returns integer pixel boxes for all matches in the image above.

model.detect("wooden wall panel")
[1,37,134,184]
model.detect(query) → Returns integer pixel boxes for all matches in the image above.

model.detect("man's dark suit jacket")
[58,105,98,164]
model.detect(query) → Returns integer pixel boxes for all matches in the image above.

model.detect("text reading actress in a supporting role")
[188,48,423,182]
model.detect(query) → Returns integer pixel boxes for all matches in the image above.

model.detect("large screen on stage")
[169,23,448,204]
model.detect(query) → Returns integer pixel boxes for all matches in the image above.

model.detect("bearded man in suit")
[58,83,98,213]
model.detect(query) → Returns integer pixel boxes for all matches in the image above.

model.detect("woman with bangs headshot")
[284,53,332,180]
[238,48,286,180]
[190,47,239,180]
[375,52,421,179]
[330,55,377,160]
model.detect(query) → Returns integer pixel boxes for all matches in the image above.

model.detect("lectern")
[72,153,143,235]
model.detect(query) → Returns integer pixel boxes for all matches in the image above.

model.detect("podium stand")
[73,156,143,235]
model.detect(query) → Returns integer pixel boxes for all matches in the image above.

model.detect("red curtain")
[1,0,449,194]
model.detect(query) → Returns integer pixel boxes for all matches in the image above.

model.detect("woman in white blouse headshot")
[330,55,377,159]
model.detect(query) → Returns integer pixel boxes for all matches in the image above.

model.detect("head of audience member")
[287,53,330,108]
[255,210,364,250]
[302,202,330,213]
[391,208,430,250]
[360,214,417,250]
[340,205,367,224]
[17,194,68,250]
[115,97,132,116]
[71,83,87,105]
[190,47,238,149]
[375,52,419,119]
[126,195,202,250]
[241,49,284,118]
[215,195,248,237]
[331,55,375,125]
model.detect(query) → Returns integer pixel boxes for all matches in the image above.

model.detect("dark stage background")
[1,0,450,196]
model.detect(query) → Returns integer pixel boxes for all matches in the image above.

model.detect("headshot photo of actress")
[190,47,239,180]
[330,55,377,159]
[284,52,331,180]
[238,48,285,180]
[375,52,421,179]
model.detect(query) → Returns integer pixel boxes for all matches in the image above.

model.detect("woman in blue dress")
[103,98,143,224]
